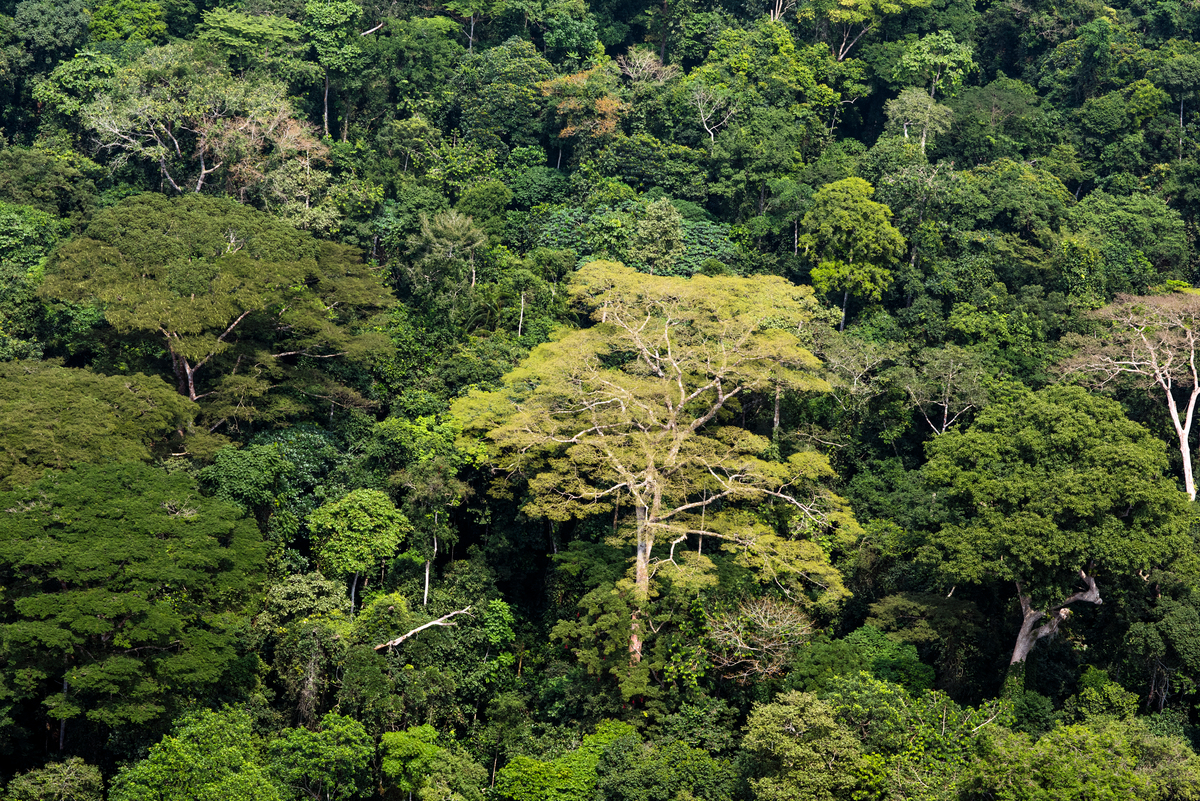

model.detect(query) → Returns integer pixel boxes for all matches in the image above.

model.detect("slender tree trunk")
[518,292,525,336]
[630,505,651,663]
[774,385,782,432]
[659,0,668,62]
[323,70,331,137]
[59,677,67,750]
[839,289,849,332]
[424,524,438,606]
[350,571,359,614]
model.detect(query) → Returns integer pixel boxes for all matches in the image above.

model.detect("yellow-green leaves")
[453,261,850,609]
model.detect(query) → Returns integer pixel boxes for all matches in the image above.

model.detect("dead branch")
[374,606,472,651]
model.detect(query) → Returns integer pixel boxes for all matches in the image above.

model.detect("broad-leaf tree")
[41,193,394,431]
[109,708,281,801]
[309,489,411,612]
[266,712,372,801]
[0,463,266,746]
[304,0,365,139]
[453,261,854,662]
[0,360,201,489]
[800,178,905,330]
[922,385,1193,669]
[743,691,864,801]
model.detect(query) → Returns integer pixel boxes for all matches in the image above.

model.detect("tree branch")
[374,607,473,651]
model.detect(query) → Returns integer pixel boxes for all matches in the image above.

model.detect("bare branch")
[374,607,473,651]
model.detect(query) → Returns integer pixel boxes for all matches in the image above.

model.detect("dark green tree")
[0,463,265,747]
[41,194,394,430]
[0,361,200,489]
[923,386,1194,669]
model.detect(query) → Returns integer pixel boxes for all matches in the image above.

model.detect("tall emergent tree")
[453,261,854,662]
[1060,291,1200,500]
[41,194,394,432]
[922,386,1193,670]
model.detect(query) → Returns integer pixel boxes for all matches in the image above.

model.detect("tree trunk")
[423,560,431,606]
[349,571,359,615]
[659,0,668,62]
[1163,385,1198,501]
[424,530,437,606]
[323,70,331,137]
[839,289,849,332]
[1009,570,1102,667]
[59,677,67,750]
[1179,432,1196,502]
[630,505,651,663]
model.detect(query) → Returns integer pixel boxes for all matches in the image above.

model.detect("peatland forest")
[7,0,1200,796]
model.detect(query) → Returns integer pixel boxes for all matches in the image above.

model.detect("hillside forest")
[7,0,1200,797]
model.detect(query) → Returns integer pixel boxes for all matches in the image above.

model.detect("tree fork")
[1009,569,1102,667]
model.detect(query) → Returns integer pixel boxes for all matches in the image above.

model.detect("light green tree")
[89,0,167,43]
[304,0,365,138]
[813,0,932,61]
[109,708,282,801]
[893,31,977,101]
[884,87,954,155]
[743,691,864,801]
[381,724,489,800]
[494,720,634,801]
[309,489,411,612]
[267,713,372,801]
[5,757,104,801]
[453,261,854,662]
[80,43,316,195]
[800,178,905,330]
[628,198,685,275]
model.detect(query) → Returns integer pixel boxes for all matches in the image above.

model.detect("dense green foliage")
[6,0,1200,796]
